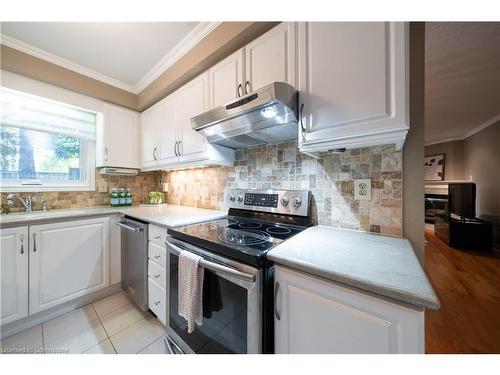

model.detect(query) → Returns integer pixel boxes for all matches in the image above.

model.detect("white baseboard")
[0,283,122,339]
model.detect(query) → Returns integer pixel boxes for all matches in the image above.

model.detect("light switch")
[354,179,371,200]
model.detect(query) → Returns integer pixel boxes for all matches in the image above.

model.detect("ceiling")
[425,22,500,144]
[0,22,205,92]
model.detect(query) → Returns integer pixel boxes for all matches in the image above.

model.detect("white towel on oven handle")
[178,250,204,333]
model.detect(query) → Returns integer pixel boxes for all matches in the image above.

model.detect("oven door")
[165,236,262,354]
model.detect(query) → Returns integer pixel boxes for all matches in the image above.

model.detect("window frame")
[0,97,98,192]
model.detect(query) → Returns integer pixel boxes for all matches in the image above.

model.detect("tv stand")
[435,214,493,251]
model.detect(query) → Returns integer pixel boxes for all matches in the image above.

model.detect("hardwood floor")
[424,225,500,353]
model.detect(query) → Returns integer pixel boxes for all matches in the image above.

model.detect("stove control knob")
[281,197,289,207]
[293,197,302,208]
[229,195,235,202]
[237,195,243,202]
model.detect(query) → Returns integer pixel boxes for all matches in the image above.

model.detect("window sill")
[0,184,96,193]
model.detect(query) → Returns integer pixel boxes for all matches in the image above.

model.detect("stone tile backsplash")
[165,140,403,237]
[1,170,162,213]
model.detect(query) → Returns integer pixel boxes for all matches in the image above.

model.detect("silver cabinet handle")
[117,222,143,232]
[154,255,161,259]
[245,81,251,95]
[237,83,243,97]
[20,233,24,254]
[153,274,161,279]
[32,233,37,252]
[154,301,160,306]
[153,147,158,161]
[154,235,161,239]
[104,146,108,161]
[176,140,181,156]
[274,281,281,320]
[299,103,305,133]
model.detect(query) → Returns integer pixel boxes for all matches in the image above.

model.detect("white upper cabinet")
[209,49,245,108]
[140,103,162,168]
[274,266,424,354]
[141,72,235,171]
[298,22,409,152]
[245,22,297,93]
[208,22,297,106]
[97,103,140,168]
[29,217,110,315]
[1,226,29,326]
[158,94,179,165]
[177,73,210,159]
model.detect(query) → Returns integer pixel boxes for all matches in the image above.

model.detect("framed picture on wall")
[424,154,445,181]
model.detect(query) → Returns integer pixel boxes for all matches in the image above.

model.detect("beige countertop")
[267,225,440,310]
[0,204,226,228]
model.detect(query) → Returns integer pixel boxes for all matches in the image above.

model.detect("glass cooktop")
[167,216,305,266]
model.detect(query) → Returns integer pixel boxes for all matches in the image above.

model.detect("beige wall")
[0,45,137,109]
[403,22,426,262]
[463,121,500,247]
[136,22,278,111]
[1,22,278,111]
[425,140,465,180]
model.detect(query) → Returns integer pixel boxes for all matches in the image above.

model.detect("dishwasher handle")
[117,221,144,232]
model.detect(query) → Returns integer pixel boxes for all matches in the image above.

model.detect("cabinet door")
[209,49,245,108]
[245,22,296,93]
[298,22,408,151]
[141,104,160,168]
[1,226,29,325]
[102,103,140,168]
[177,73,210,159]
[274,266,424,354]
[29,217,110,314]
[158,94,179,164]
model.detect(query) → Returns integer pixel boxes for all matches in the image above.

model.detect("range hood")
[99,167,139,176]
[192,82,298,149]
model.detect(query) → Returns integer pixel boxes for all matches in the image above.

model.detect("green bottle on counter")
[126,188,132,206]
[119,189,127,206]
[110,189,119,207]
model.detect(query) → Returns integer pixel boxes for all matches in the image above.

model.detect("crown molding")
[425,113,500,146]
[0,22,221,96]
[1,33,138,94]
[133,22,221,92]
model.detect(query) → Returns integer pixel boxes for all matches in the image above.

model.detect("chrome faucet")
[6,194,34,212]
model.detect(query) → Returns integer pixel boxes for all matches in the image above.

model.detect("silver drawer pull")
[154,235,161,239]
[154,255,161,259]
[154,301,160,306]
[153,274,160,279]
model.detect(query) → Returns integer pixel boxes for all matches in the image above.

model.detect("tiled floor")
[1,291,170,354]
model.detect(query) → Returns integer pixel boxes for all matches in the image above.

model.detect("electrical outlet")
[354,179,371,200]
[162,183,169,192]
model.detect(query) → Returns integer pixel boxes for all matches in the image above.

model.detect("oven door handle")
[166,240,256,282]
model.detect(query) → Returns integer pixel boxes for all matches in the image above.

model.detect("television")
[448,183,476,219]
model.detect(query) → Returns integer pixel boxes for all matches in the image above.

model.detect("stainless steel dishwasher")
[118,216,148,311]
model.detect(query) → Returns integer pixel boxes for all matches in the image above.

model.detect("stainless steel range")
[165,189,312,354]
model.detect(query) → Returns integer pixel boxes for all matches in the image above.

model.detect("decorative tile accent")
[164,140,403,237]
[1,170,162,213]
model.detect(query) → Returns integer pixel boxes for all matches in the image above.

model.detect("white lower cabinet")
[0,226,29,325]
[29,217,110,315]
[148,278,166,325]
[274,266,424,354]
[147,225,168,326]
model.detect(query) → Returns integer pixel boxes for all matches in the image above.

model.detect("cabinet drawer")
[148,278,166,325]
[148,241,166,268]
[149,224,168,246]
[148,260,166,289]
